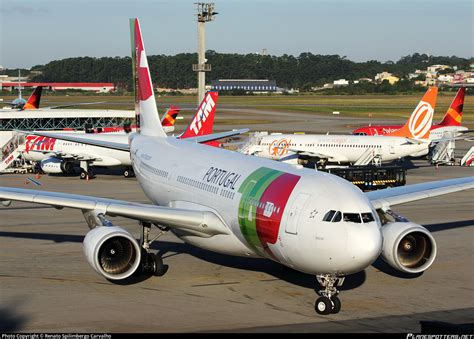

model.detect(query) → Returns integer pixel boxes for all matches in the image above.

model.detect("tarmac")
[0,110,473,333]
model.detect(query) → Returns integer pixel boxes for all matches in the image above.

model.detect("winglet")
[387,87,437,140]
[438,87,465,127]
[129,18,166,137]
[23,86,42,110]
[180,91,219,138]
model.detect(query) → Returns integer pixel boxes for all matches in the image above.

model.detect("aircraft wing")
[280,147,336,160]
[45,102,108,109]
[366,176,474,210]
[20,129,250,151]
[182,128,249,144]
[0,187,229,237]
[29,150,100,161]
[403,138,430,145]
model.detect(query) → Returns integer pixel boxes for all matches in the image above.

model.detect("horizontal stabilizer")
[183,128,249,144]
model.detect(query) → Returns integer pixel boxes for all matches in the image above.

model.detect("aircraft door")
[285,193,310,235]
[389,142,395,154]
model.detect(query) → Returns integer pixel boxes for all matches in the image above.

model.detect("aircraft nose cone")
[344,223,382,273]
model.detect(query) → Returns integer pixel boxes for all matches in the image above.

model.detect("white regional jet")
[241,87,438,167]
[1,19,473,315]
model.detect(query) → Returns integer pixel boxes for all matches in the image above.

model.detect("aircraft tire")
[330,296,341,314]
[315,297,332,315]
[150,253,168,277]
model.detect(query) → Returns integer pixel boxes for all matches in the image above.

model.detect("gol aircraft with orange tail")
[242,87,438,167]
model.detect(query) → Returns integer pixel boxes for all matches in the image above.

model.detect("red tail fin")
[438,87,465,126]
[161,106,180,127]
[130,18,166,137]
[180,91,218,138]
[387,87,437,140]
[23,86,42,110]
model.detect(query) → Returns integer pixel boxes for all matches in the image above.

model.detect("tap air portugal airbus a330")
[1,19,473,315]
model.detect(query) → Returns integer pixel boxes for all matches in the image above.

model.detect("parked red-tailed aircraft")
[352,88,467,140]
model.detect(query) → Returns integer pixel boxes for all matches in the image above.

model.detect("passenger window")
[361,212,375,223]
[332,211,342,222]
[343,213,361,223]
[323,210,336,222]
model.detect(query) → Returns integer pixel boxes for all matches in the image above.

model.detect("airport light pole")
[193,2,217,105]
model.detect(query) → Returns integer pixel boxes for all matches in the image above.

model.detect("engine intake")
[83,226,141,280]
[381,221,437,274]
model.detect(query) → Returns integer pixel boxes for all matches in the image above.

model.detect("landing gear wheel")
[315,274,345,315]
[315,297,332,315]
[80,171,87,180]
[149,253,168,277]
[124,169,135,178]
[330,296,341,314]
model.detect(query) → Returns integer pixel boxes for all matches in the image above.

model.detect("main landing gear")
[314,274,345,315]
[123,167,135,178]
[137,221,169,277]
[80,169,94,180]
[79,161,94,180]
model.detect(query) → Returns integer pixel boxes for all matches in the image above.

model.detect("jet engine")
[40,157,73,174]
[381,221,437,274]
[83,226,142,280]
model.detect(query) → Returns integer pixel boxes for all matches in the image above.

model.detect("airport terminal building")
[211,79,277,92]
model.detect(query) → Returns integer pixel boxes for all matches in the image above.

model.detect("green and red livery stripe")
[238,167,300,256]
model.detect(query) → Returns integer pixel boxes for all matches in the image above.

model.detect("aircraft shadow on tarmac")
[0,304,28,332]
[0,218,472,290]
[0,231,364,292]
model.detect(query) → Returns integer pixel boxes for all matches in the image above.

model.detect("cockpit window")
[323,210,336,222]
[343,213,362,223]
[361,212,375,223]
[332,211,342,222]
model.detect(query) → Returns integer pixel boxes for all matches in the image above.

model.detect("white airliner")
[1,19,473,315]
[20,91,223,179]
[240,88,438,167]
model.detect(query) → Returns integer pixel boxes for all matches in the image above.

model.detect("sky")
[1,0,473,69]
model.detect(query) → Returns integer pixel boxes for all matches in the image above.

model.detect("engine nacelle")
[40,157,73,174]
[381,221,437,274]
[83,226,142,280]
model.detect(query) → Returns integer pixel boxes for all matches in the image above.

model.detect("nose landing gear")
[314,274,345,315]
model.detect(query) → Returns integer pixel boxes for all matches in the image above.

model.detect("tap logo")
[269,139,291,157]
[189,93,216,135]
[408,101,434,139]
